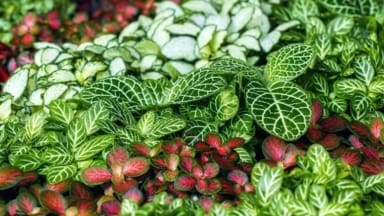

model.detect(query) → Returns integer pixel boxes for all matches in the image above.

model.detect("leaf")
[314,34,332,60]
[203,163,220,179]
[210,88,239,122]
[227,170,249,186]
[246,80,312,141]
[183,120,218,146]
[25,111,46,141]
[251,162,270,188]
[262,136,287,162]
[0,166,23,190]
[354,55,374,86]
[136,111,156,136]
[318,0,379,16]
[288,199,317,216]
[3,68,29,100]
[123,157,150,177]
[13,153,42,172]
[361,173,384,193]
[209,58,255,75]
[82,167,112,185]
[306,144,330,173]
[48,100,74,125]
[67,119,87,152]
[333,79,366,98]
[256,167,284,206]
[291,0,319,23]
[311,73,329,95]
[42,145,73,165]
[39,190,67,214]
[234,147,253,164]
[327,16,354,35]
[147,117,186,139]
[17,191,37,214]
[265,44,313,82]
[45,164,77,184]
[318,202,348,216]
[82,101,110,135]
[120,199,139,215]
[75,135,115,161]
[174,175,196,191]
[320,116,348,132]
[308,184,328,209]
[368,77,384,94]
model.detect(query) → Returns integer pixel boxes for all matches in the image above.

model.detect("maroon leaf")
[18,172,38,186]
[180,157,194,172]
[151,157,168,169]
[332,148,361,166]
[195,141,210,151]
[213,152,235,170]
[45,179,72,193]
[226,138,244,148]
[123,157,150,177]
[107,146,129,167]
[361,159,384,175]
[29,184,43,199]
[96,196,115,215]
[262,136,287,162]
[82,167,112,185]
[220,179,234,194]
[205,134,221,148]
[77,200,96,213]
[320,116,347,132]
[166,154,180,171]
[101,200,120,216]
[192,166,204,179]
[370,118,383,143]
[216,145,231,156]
[174,175,196,191]
[361,146,380,160]
[112,179,138,194]
[124,187,144,204]
[319,134,340,150]
[0,166,23,190]
[348,121,370,138]
[310,100,323,126]
[131,143,150,157]
[163,170,179,182]
[199,196,213,213]
[7,199,19,216]
[72,182,93,200]
[198,152,211,165]
[306,127,324,142]
[227,170,249,186]
[39,190,67,214]
[196,179,208,194]
[203,163,220,179]
[17,191,37,214]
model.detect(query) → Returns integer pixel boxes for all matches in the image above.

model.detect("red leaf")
[283,144,304,169]
[107,146,129,167]
[17,191,37,214]
[0,67,9,83]
[195,141,210,151]
[77,200,96,213]
[39,190,67,214]
[216,145,231,156]
[361,146,380,160]
[72,182,93,200]
[226,138,244,148]
[262,136,287,162]
[123,157,150,177]
[203,163,220,179]
[319,134,340,150]
[151,157,168,169]
[180,157,194,172]
[174,175,196,191]
[332,148,361,166]
[348,121,370,138]
[0,166,23,190]
[18,172,38,186]
[131,143,150,157]
[123,187,144,204]
[166,154,180,171]
[96,196,115,215]
[348,135,364,149]
[198,152,211,166]
[29,184,43,199]
[112,179,137,194]
[199,196,213,213]
[370,118,383,143]
[306,127,324,142]
[192,166,204,179]
[219,179,234,194]
[101,200,120,216]
[7,199,19,216]
[310,100,323,127]
[162,140,181,154]
[196,179,221,195]
[196,179,208,193]
[361,159,384,175]
[213,152,235,170]
[320,116,347,132]
[82,167,112,185]
[205,134,221,148]
[45,179,72,193]
[227,170,249,186]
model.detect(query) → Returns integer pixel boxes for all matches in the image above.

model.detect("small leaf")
[203,163,220,179]
[48,100,74,125]
[262,136,287,162]
[75,135,115,161]
[82,167,112,185]
[331,148,361,166]
[251,162,270,187]
[67,119,87,152]
[174,175,196,191]
[311,100,323,126]
[3,68,29,100]
[17,191,37,214]
[39,190,67,214]
[101,200,120,216]
[348,135,363,149]
[320,116,348,132]
[333,79,366,98]
[107,146,129,167]
[82,101,110,135]
[327,16,354,35]
[308,184,328,209]
[228,170,249,186]
[42,145,73,165]
[183,120,218,146]
[354,55,374,86]
[123,157,150,177]
[123,187,144,204]
[370,118,383,142]
[348,121,370,138]
[318,134,341,150]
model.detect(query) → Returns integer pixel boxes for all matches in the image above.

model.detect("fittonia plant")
[272,0,384,123]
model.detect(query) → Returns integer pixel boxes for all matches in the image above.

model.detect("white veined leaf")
[361,173,384,193]
[270,190,293,216]
[74,135,115,161]
[48,70,76,83]
[82,101,110,135]
[36,131,62,147]
[265,44,313,82]
[256,167,284,206]
[25,111,46,141]
[327,98,347,114]
[350,94,373,113]
[291,0,319,23]
[306,17,326,36]
[308,184,328,209]
[210,88,239,122]
[318,202,348,216]
[166,22,201,36]
[3,68,29,100]
[49,100,74,125]
[42,145,73,165]
[209,58,254,75]
[354,55,374,86]
[234,148,253,164]
[333,79,366,98]
[369,77,384,94]
[368,201,384,215]
[182,0,218,15]
[109,57,126,76]
[45,164,77,184]
[120,199,139,215]
[13,153,42,172]
[67,119,87,152]
[294,181,310,201]
[75,61,107,84]
[183,119,218,146]
[314,34,332,60]
[137,111,156,136]
[305,144,330,173]
[147,117,186,139]
[288,199,317,216]
[327,16,354,35]
[333,189,361,205]
[311,73,329,95]
[318,0,379,15]
[246,80,312,141]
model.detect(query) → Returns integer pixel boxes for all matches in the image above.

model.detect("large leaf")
[13,153,42,172]
[256,167,284,206]
[333,79,366,98]
[0,166,23,190]
[42,145,73,165]
[265,44,313,82]
[75,135,115,161]
[246,80,312,141]
[308,184,328,209]
[82,101,110,135]
[45,164,77,184]
[48,100,75,125]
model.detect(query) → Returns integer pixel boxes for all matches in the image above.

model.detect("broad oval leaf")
[246,80,312,141]
[39,190,67,214]
[123,157,150,177]
[265,44,313,82]
[3,68,29,100]
[13,154,42,172]
[42,146,73,165]
[148,117,186,139]
[82,167,112,185]
[0,166,23,190]
[183,119,218,146]
[75,135,115,161]
[333,79,366,98]
[256,167,284,207]
[210,88,239,122]
[45,164,77,184]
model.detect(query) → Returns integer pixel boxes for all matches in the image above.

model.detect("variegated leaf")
[45,164,77,184]
[82,101,110,135]
[75,135,115,161]
[48,100,75,125]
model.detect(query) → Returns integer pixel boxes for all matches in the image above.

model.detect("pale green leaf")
[137,111,156,136]
[74,135,115,161]
[67,119,87,152]
[256,167,284,206]
[327,16,354,35]
[288,199,317,216]
[82,101,110,135]
[183,119,218,146]
[361,173,384,193]
[314,34,331,60]
[318,202,348,216]
[3,68,29,100]
[291,0,319,23]
[42,145,73,165]
[234,147,253,164]
[25,111,46,141]
[333,79,366,98]
[49,100,74,125]
[308,184,328,209]
[45,164,77,184]
[13,153,42,172]
[210,88,239,122]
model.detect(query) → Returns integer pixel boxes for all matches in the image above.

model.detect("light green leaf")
[25,111,46,141]
[318,202,348,216]
[369,77,384,94]
[75,135,115,161]
[333,79,366,98]
[288,198,317,216]
[295,181,310,201]
[183,119,218,146]
[137,111,156,136]
[148,117,186,139]
[182,0,218,15]
[256,167,284,206]
[361,173,384,193]
[45,164,77,184]
[317,0,379,15]
[314,34,332,60]
[49,100,74,125]
[265,44,313,82]
[327,16,354,35]
[82,101,110,135]
[308,184,328,209]
[42,145,73,165]
[291,0,319,23]
[327,98,347,114]
[210,88,239,122]
[67,119,87,152]
[0,99,12,123]
[246,80,311,141]
[354,55,374,86]
[234,147,253,164]
[120,199,139,215]
[3,68,29,100]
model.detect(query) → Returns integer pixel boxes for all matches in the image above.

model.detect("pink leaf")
[348,135,364,149]
[162,140,181,154]
[361,159,384,175]
[71,182,93,200]
[0,166,23,190]
[166,154,180,171]
[82,167,112,185]
[226,138,244,148]
[151,157,168,169]
[18,172,38,186]
[283,144,304,169]
[107,146,129,167]
[361,146,380,160]
[174,175,196,191]
[101,200,120,216]
[192,166,204,179]
[39,190,67,214]
[332,148,361,166]
[131,143,150,157]
[196,179,221,195]
[262,136,287,162]
[199,196,213,213]
[112,179,137,194]
[370,118,383,143]
[123,157,150,177]
[216,145,231,156]
[45,179,72,193]
[310,100,323,126]
[123,187,144,204]
[205,134,221,148]
[17,191,37,214]
[320,116,347,132]
[7,199,19,216]
[180,146,196,157]
[227,170,249,186]
[203,163,220,179]
[195,141,210,151]
[180,157,194,172]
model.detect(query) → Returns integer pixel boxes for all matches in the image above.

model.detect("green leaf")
[183,119,218,146]
[327,98,347,114]
[350,94,373,120]
[42,145,73,165]
[252,163,271,187]
[82,101,110,135]
[369,77,384,94]
[25,111,46,141]
[294,181,310,201]
[327,16,354,35]
[121,199,139,215]
[209,58,255,75]
[354,55,374,86]
[256,167,284,206]
[234,147,253,164]
[48,100,75,125]
[317,0,380,15]
[314,34,332,60]
[318,202,348,216]
[75,135,115,161]
[310,73,329,95]
[288,199,317,216]
[333,79,366,98]
[265,44,313,82]
[210,88,239,122]
[305,144,330,173]
[147,117,186,139]
[13,153,42,172]
[291,0,319,23]
[361,173,384,193]
[67,119,87,152]
[45,164,77,184]
[246,80,311,141]
[308,184,328,209]
[137,111,156,136]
